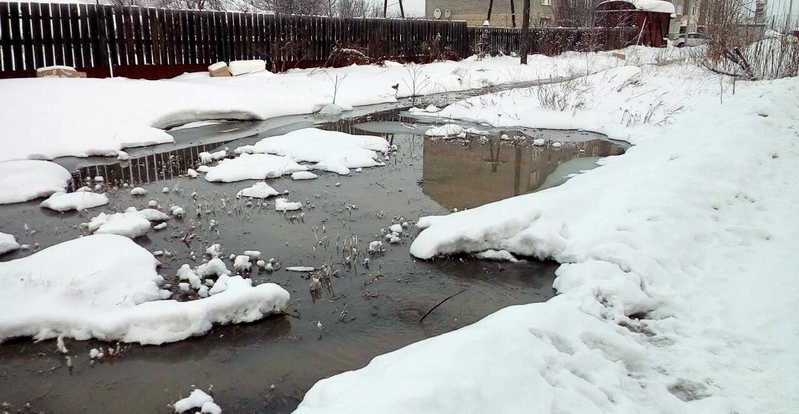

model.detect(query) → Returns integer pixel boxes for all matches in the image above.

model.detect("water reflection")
[421,136,624,210]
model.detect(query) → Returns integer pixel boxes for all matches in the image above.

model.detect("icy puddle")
[0,109,625,414]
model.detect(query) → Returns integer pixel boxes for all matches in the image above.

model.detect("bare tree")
[250,0,327,15]
[335,0,378,17]
[698,0,798,79]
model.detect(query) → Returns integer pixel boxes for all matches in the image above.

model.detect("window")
[541,0,552,5]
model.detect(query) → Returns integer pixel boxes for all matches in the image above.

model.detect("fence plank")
[132,7,143,65]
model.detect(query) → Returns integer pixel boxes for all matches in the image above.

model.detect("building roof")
[596,0,676,14]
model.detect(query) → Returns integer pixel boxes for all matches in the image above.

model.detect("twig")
[419,287,470,323]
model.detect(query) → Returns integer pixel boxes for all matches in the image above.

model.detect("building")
[425,0,556,27]
[594,0,676,46]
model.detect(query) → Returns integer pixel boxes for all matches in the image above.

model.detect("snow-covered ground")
[292,62,799,412]
[0,46,795,413]
[0,49,656,163]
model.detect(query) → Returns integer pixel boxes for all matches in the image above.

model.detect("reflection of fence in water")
[422,135,624,210]
[70,142,222,189]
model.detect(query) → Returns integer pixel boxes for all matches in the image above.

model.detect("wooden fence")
[467,26,639,56]
[0,1,636,79]
[0,2,468,78]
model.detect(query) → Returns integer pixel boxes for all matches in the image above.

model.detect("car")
[674,32,707,47]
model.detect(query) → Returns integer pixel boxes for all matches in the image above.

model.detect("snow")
[199,150,227,164]
[40,191,109,212]
[208,61,228,71]
[424,123,465,137]
[204,153,307,182]
[229,59,267,76]
[130,187,148,196]
[475,249,521,262]
[275,198,303,212]
[293,61,799,413]
[235,128,388,175]
[173,389,215,413]
[84,209,152,239]
[0,234,290,344]
[292,171,318,180]
[286,266,315,272]
[237,182,280,198]
[0,232,20,255]
[0,160,71,204]
[2,51,636,164]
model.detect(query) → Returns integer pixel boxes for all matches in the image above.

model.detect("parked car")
[675,32,707,47]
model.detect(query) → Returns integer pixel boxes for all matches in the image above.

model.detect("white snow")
[293,58,799,414]
[204,153,307,182]
[229,59,267,76]
[475,249,521,262]
[0,160,72,204]
[236,182,280,198]
[2,51,638,164]
[0,232,21,255]
[235,128,388,175]
[84,209,152,239]
[388,224,403,234]
[130,187,148,196]
[234,255,252,272]
[0,234,290,345]
[291,171,318,180]
[286,266,315,272]
[173,389,215,413]
[40,191,109,212]
[275,198,302,212]
[424,123,464,137]
[199,150,227,164]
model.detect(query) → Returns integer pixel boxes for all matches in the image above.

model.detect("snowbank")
[0,232,20,255]
[0,160,71,204]
[204,153,307,182]
[40,190,109,212]
[0,234,290,344]
[295,67,799,412]
[235,128,389,175]
[1,48,663,163]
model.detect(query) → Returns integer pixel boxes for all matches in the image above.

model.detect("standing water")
[0,107,625,413]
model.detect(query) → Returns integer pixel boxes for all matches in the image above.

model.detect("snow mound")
[40,191,109,212]
[237,182,280,198]
[425,124,464,137]
[0,160,71,204]
[229,59,267,76]
[235,128,388,175]
[84,209,153,239]
[204,153,307,182]
[292,171,318,180]
[0,232,20,255]
[0,234,290,345]
[275,198,302,211]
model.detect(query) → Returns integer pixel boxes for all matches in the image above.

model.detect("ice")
[0,160,71,204]
[204,153,307,182]
[235,128,388,175]
[237,182,280,198]
[137,208,170,222]
[130,187,148,196]
[275,198,303,211]
[187,168,199,178]
[196,258,231,278]
[389,224,403,234]
[0,232,21,255]
[243,250,261,259]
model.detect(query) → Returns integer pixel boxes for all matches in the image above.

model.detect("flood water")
[0,107,625,413]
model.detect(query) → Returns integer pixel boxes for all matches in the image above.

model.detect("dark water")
[0,108,624,414]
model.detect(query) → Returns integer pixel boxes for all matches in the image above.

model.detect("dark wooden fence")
[0,1,636,79]
[0,2,468,78]
[468,26,639,56]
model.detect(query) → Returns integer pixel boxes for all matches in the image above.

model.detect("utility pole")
[520,0,530,64]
